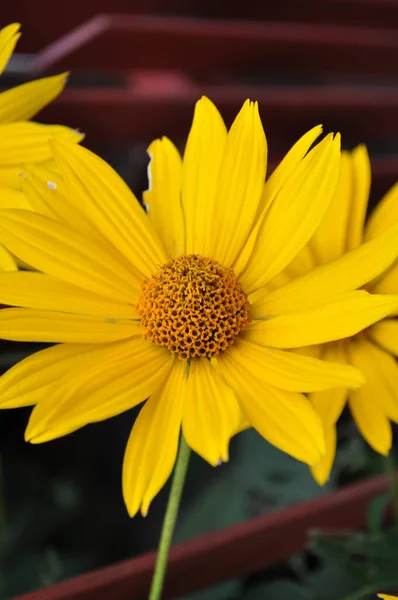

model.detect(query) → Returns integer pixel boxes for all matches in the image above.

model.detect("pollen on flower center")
[136,254,251,360]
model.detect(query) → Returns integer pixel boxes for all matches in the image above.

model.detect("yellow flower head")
[286,146,398,485]
[0,23,83,270]
[378,595,398,599]
[0,98,397,517]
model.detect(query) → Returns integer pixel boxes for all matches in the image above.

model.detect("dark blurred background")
[1,1,398,599]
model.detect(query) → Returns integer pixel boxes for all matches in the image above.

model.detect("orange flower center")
[136,254,251,360]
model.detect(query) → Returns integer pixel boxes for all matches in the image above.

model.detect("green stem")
[385,452,398,523]
[148,435,191,600]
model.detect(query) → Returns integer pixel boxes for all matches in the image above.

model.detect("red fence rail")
[33,14,398,76]
[4,0,398,52]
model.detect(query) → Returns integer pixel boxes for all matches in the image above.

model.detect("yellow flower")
[285,146,398,485]
[0,98,397,517]
[378,595,398,599]
[0,23,83,271]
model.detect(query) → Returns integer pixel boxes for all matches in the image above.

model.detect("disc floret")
[136,254,251,359]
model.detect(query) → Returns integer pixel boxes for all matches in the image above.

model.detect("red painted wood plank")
[201,0,398,28]
[32,14,398,76]
[14,472,390,600]
[3,0,398,52]
[39,85,398,146]
[0,1,160,52]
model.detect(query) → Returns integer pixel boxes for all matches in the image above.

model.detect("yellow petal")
[309,151,353,263]
[0,244,17,270]
[144,137,184,257]
[26,339,173,442]
[365,182,398,242]
[252,219,398,317]
[21,167,73,221]
[369,319,398,357]
[182,359,243,466]
[239,133,341,293]
[181,96,227,256]
[309,342,349,427]
[0,23,20,75]
[247,291,398,348]
[212,100,267,266]
[310,425,337,485]
[0,159,58,189]
[217,353,325,465]
[373,262,398,296]
[349,397,392,455]
[294,344,322,359]
[261,125,323,212]
[0,308,140,343]
[350,338,398,421]
[24,169,145,291]
[0,122,83,166]
[377,595,398,599]
[225,337,364,392]
[0,209,142,303]
[0,166,25,189]
[0,188,30,210]
[346,145,371,250]
[233,126,323,278]
[262,269,293,293]
[0,73,68,124]
[284,244,316,280]
[0,343,106,407]
[51,139,167,277]
[21,166,108,241]
[21,168,146,282]
[0,271,135,319]
[122,359,186,517]
[348,340,393,454]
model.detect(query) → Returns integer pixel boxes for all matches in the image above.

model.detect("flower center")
[136,254,251,360]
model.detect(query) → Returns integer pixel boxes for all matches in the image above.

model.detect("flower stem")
[148,434,191,600]
[386,452,398,523]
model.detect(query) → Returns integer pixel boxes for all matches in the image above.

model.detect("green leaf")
[367,492,392,536]
[307,527,398,600]
[239,580,313,600]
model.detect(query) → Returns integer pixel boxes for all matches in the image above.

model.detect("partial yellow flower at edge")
[0,72,69,124]
[287,145,398,484]
[0,98,398,517]
[0,23,83,192]
[0,23,20,75]
[0,22,82,269]
[377,595,398,599]
[0,22,69,124]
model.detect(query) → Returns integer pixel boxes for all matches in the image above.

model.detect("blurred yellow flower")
[0,98,397,516]
[286,146,398,484]
[0,23,83,270]
[378,594,398,599]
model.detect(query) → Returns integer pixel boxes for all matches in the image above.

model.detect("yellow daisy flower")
[0,23,83,271]
[285,146,398,485]
[0,98,397,517]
